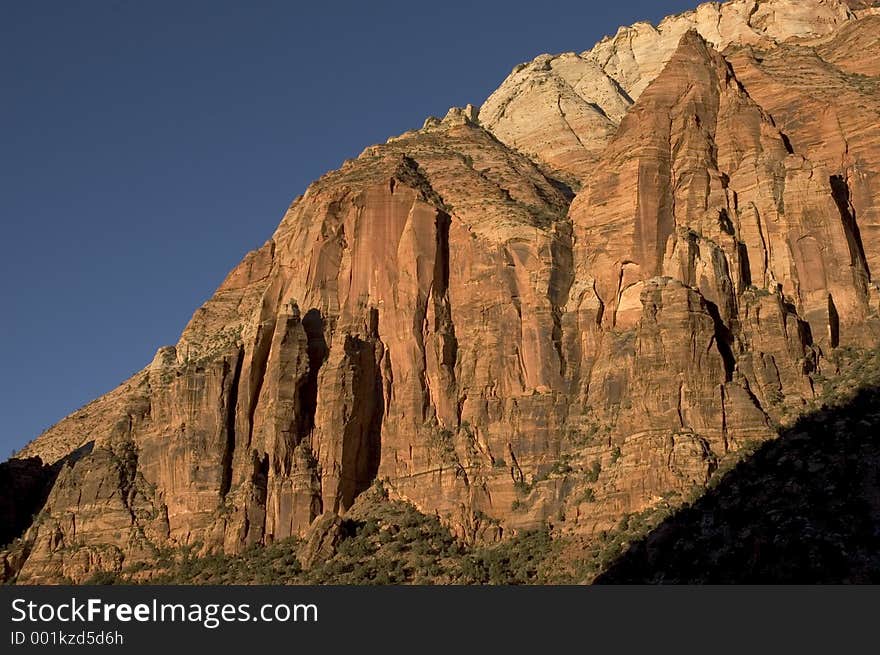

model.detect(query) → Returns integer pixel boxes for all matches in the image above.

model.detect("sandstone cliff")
[5,0,880,583]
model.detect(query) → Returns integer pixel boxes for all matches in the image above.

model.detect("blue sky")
[1,0,696,457]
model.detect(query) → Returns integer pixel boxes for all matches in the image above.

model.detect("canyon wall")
[5,0,880,582]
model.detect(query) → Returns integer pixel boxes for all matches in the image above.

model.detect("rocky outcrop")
[297,512,344,570]
[6,0,880,582]
[479,52,627,184]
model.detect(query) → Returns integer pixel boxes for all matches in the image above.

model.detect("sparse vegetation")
[102,497,557,585]
[578,487,596,504]
[584,460,602,482]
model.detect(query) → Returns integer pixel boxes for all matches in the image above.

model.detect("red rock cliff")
[6,0,880,582]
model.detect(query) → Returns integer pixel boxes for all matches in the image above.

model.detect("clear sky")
[1,0,696,458]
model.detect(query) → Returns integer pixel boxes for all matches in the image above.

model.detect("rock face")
[6,0,880,582]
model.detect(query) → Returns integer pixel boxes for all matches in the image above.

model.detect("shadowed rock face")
[5,1,880,582]
[0,456,65,547]
[595,374,880,584]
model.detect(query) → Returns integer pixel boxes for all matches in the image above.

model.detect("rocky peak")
[587,0,855,97]
[480,0,859,182]
[422,104,480,131]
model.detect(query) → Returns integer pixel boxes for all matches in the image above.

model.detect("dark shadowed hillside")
[598,348,880,583]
